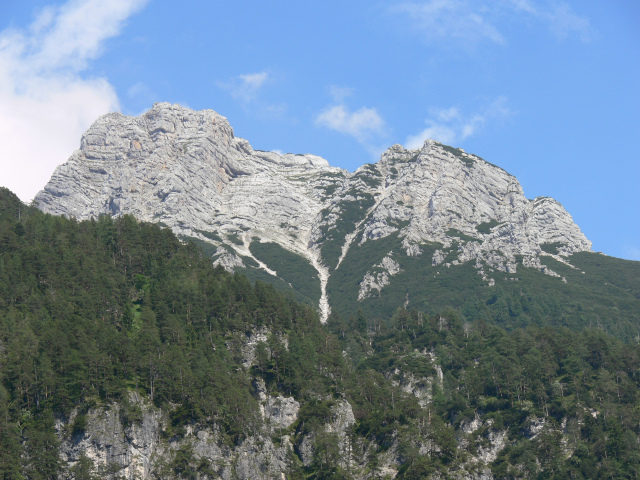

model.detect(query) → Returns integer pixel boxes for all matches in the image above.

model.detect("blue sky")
[1,0,638,260]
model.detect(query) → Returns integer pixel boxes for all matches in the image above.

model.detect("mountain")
[35,103,640,339]
[2,188,640,480]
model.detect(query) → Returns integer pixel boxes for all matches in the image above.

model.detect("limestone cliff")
[36,103,591,321]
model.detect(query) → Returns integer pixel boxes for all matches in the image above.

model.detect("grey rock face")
[58,391,296,480]
[264,396,300,429]
[59,394,165,479]
[36,103,592,321]
[297,400,356,468]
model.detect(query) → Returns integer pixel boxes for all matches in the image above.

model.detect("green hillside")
[328,231,640,341]
[1,187,640,480]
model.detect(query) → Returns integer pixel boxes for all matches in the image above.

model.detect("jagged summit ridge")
[36,103,592,321]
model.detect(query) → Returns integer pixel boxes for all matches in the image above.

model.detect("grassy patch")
[329,234,490,323]
[439,144,466,158]
[179,236,218,259]
[322,184,339,197]
[194,229,222,242]
[249,241,321,305]
[540,242,564,255]
[446,229,479,243]
[476,219,500,234]
[235,266,315,306]
[227,233,244,246]
[437,143,474,168]
[327,232,405,320]
[329,241,640,340]
[319,193,376,270]
[354,168,382,188]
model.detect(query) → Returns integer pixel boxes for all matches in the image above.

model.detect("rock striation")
[36,103,592,321]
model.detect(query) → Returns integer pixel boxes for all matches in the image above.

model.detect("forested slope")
[1,187,639,480]
[327,229,640,341]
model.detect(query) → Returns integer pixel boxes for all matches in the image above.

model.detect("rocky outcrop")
[58,391,298,480]
[36,103,592,321]
[59,394,162,479]
[358,254,402,300]
[296,400,356,468]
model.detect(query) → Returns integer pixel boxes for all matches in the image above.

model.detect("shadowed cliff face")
[36,103,591,321]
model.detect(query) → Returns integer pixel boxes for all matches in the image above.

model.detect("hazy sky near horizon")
[0,0,638,260]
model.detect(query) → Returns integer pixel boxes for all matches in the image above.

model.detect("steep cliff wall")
[36,103,591,322]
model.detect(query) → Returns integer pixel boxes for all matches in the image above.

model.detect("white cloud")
[434,107,461,123]
[315,95,389,160]
[391,0,591,47]
[239,72,268,92]
[391,0,505,46]
[0,0,148,202]
[219,71,269,103]
[218,71,288,121]
[328,85,354,103]
[406,97,511,149]
[315,104,386,145]
[545,2,591,41]
[406,124,457,148]
[507,0,591,40]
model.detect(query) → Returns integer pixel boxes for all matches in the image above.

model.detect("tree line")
[1,186,640,479]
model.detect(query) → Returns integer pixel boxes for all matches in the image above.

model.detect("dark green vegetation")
[249,240,321,305]
[330,232,640,342]
[226,233,244,245]
[438,144,467,160]
[181,235,219,259]
[0,188,336,478]
[446,229,480,243]
[328,309,640,479]
[1,186,640,479]
[354,164,383,189]
[318,192,376,271]
[314,171,347,199]
[540,242,564,255]
[316,164,383,272]
[443,147,475,168]
[435,142,510,174]
[475,219,500,234]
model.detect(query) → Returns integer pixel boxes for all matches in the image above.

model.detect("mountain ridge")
[36,102,592,322]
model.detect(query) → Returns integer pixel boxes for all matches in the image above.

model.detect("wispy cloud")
[217,71,287,120]
[315,87,388,157]
[507,0,591,40]
[390,0,591,48]
[328,85,355,103]
[218,71,269,103]
[545,2,591,41]
[0,0,149,202]
[391,1,505,46]
[316,105,386,144]
[405,97,511,149]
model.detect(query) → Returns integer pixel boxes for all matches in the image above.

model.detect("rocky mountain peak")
[36,104,591,322]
